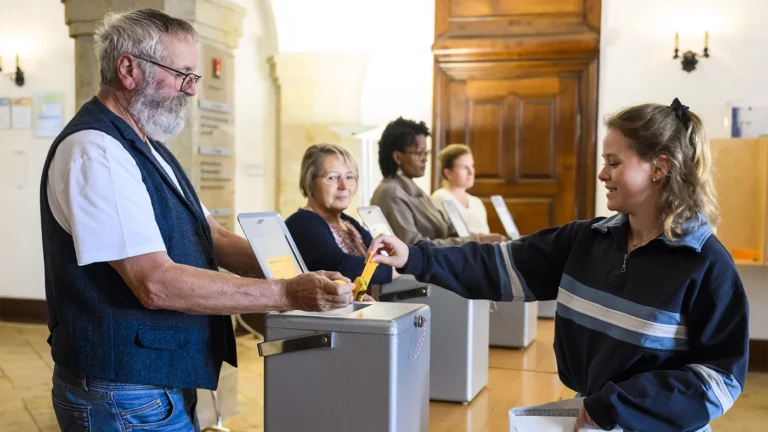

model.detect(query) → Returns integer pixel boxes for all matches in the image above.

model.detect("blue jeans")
[52,366,201,432]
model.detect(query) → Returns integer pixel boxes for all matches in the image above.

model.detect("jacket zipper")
[620,253,629,273]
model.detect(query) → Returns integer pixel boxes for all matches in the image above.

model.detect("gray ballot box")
[538,300,557,319]
[485,196,545,346]
[444,199,537,348]
[490,195,556,319]
[238,212,431,432]
[489,301,538,348]
[358,205,489,403]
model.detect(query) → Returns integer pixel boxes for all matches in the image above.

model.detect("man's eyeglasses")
[132,55,202,93]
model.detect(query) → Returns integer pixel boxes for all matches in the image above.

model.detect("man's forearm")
[139,262,288,315]
[211,227,265,278]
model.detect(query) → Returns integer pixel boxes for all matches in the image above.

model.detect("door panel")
[440,73,580,233]
[517,100,555,181]
[433,0,599,236]
[450,0,583,18]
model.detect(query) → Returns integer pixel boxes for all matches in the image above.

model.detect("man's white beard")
[129,77,189,142]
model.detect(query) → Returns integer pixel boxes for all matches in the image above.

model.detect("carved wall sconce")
[0,54,26,86]
[673,31,709,73]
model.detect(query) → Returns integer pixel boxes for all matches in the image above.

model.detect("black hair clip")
[670,98,690,128]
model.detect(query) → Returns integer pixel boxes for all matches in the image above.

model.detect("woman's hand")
[367,235,410,269]
[573,406,599,431]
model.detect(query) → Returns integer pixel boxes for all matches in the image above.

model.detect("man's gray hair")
[94,8,199,86]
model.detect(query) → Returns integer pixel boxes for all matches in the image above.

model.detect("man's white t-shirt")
[46,129,209,266]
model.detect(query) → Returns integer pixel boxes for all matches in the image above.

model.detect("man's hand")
[284,271,355,312]
[367,235,410,269]
[573,405,599,431]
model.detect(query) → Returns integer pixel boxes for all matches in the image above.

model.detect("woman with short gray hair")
[286,143,398,287]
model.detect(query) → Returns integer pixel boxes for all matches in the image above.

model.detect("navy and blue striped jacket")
[400,213,748,432]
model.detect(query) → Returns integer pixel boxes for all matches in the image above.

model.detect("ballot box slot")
[379,286,429,302]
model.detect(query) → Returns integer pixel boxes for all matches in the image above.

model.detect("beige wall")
[0,0,74,300]
[598,0,768,338]
[271,0,436,195]
[0,0,276,297]
[231,0,278,234]
[1,0,765,342]
[0,0,434,300]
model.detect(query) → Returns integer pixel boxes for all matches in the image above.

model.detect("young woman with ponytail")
[367,99,749,432]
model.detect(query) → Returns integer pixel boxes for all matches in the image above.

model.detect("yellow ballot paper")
[266,255,300,279]
[353,254,378,301]
[367,223,391,238]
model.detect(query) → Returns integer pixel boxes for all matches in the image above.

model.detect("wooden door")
[432,0,600,235]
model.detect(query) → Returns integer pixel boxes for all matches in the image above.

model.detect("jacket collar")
[393,173,426,198]
[592,212,712,252]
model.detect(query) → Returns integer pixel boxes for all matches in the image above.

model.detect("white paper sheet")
[11,97,32,129]
[509,399,623,432]
[34,92,64,137]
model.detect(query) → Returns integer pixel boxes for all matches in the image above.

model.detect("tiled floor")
[1,319,765,431]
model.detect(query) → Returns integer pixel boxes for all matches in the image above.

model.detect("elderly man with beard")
[39,8,355,431]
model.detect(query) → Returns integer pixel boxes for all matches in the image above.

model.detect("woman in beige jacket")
[370,117,504,246]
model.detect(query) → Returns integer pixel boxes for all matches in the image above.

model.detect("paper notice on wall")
[11,97,32,129]
[731,106,768,138]
[266,255,300,280]
[0,98,10,129]
[34,92,64,137]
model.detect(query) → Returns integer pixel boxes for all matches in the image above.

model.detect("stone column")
[62,0,245,231]
[269,52,369,216]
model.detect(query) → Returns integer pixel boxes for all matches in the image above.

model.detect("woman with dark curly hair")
[370,117,504,246]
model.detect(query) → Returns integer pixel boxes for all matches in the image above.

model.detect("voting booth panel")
[490,195,556,321]
[238,213,307,279]
[358,205,489,403]
[238,212,431,432]
[441,200,472,237]
[490,195,521,241]
[441,199,538,349]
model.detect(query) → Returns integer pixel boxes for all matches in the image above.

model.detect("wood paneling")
[432,0,600,234]
[749,339,768,373]
[710,137,768,265]
[0,298,48,324]
[450,0,583,17]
